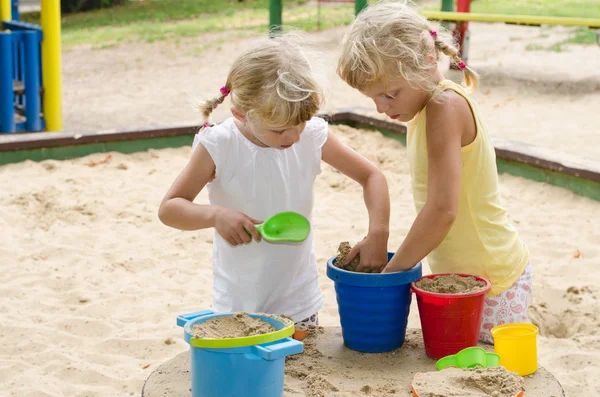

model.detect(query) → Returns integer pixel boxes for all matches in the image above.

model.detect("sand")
[1,123,599,396]
[285,327,332,396]
[190,313,275,339]
[142,327,562,397]
[412,367,525,397]
[415,275,487,294]
[334,241,362,273]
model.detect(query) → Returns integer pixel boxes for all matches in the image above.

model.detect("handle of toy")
[245,223,264,238]
[176,310,214,328]
[251,337,304,360]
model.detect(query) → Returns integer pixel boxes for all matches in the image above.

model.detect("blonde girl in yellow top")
[337,0,531,343]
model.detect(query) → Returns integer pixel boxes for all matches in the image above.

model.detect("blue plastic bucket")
[177,310,304,397]
[326,252,422,353]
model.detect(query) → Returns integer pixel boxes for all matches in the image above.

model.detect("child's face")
[247,119,307,150]
[360,76,430,122]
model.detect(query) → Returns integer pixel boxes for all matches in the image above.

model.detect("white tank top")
[192,117,327,322]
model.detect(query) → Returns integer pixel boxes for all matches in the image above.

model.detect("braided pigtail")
[198,84,231,129]
[432,31,479,92]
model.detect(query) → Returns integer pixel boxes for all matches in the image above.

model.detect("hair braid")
[434,38,479,91]
[198,85,230,126]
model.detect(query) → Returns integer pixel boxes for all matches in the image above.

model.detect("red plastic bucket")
[411,273,491,360]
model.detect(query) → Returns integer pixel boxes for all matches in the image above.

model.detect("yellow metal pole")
[421,11,600,28]
[40,0,63,131]
[0,0,11,22]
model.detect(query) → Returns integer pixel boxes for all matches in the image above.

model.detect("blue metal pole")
[0,32,15,133]
[15,31,23,109]
[23,30,41,131]
[11,0,18,21]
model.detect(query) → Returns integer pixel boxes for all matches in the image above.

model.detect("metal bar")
[16,30,24,108]
[11,0,17,21]
[440,0,454,30]
[0,32,15,133]
[2,21,42,31]
[355,0,367,15]
[269,0,282,36]
[421,11,600,28]
[41,0,62,131]
[454,0,471,63]
[0,0,10,22]
[23,30,41,131]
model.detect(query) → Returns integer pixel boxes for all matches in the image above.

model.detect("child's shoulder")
[192,118,237,152]
[305,115,328,132]
[426,89,473,127]
[201,117,237,138]
[303,116,329,138]
[307,115,327,125]
[302,116,329,148]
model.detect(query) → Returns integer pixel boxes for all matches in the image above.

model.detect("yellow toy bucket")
[491,323,538,376]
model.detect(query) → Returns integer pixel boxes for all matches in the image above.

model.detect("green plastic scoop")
[252,211,311,243]
[436,347,500,370]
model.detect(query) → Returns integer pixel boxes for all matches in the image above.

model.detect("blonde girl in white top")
[159,33,391,326]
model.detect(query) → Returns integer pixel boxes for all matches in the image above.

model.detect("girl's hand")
[382,255,417,273]
[214,208,262,246]
[344,233,389,273]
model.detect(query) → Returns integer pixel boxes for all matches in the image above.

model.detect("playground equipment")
[424,0,600,64]
[0,0,62,133]
[269,0,367,33]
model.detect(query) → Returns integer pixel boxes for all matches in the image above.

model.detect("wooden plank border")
[1,112,599,201]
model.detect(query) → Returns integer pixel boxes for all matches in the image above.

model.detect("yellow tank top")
[407,80,529,295]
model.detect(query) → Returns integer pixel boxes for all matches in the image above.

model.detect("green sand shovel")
[249,211,311,243]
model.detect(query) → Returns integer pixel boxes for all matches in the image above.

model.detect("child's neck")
[233,118,269,148]
[418,70,446,113]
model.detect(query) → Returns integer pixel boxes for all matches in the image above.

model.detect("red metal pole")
[453,0,471,66]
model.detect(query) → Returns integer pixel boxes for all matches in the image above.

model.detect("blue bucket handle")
[251,337,304,361]
[176,310,214,328]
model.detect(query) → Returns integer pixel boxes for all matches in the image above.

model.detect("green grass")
[566,26,598,44]
[20,0,354,47]
[524,25,597,52]
[525,42,570,52]
[469,0,600,19]
[23,0,310,28]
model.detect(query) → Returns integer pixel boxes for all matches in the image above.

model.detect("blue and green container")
[177,310,303,397]
[327,252,422,353]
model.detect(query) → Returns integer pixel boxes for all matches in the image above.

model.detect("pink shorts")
[479,263,533,344]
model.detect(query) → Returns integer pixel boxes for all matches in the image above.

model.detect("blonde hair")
[199,32,325,128]
[337,0,479,93]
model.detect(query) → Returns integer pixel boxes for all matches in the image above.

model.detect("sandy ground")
[143,328,563,397]
[1,124,599,397]
[53,23,600,161]
[1,10,600,397]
